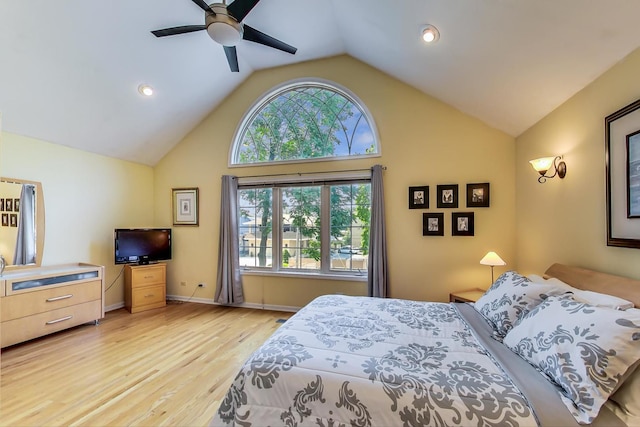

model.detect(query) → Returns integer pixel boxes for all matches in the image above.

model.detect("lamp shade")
[529,157,556,174]
[479,251,506,267]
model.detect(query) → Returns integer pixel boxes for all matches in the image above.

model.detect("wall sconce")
[479,251,506,284]
[529,156,567,183]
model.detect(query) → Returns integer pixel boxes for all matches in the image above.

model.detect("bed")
[210,264,640,426]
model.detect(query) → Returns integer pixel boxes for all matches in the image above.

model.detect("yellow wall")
[0,181,21,260]
[515,47,640,279]
[155,55,516,308]
[0,132,155,307]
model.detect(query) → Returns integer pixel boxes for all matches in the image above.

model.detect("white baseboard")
[166,295,300,313]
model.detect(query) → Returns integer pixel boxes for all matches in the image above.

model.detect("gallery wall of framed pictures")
[0,197,20,228]
[408,182,490,237]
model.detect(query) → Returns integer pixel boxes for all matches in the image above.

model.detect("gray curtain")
[367,165,388,297]
[13,184,36,265]
[215,175,244,304]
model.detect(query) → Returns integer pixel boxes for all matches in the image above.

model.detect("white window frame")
[229,78,381,168]
[238,171,370,280]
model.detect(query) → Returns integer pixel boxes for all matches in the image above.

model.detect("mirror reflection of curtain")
[13,184,36,265]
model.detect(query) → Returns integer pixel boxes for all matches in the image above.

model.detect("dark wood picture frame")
[409,186,429,209]
[5,198,13,212]
[466,182,490,207]
[14,198,20,213]
[605,98,640,248]
[452,212,474,236]
[437,184,458,208]
[0,198,4,211]
[9,213,17,227]
[1,213,8,227]
[423,213,444,236]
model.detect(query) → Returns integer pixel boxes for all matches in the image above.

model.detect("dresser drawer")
[1,300,102,348]
[130,284,166,313]
[1,280,102,322]
[129,265,165,287]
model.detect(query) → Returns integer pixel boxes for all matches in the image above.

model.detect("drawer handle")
[46,294,73,302]
[144,293,155,298]
[46,315,73,325]
[143,275,154,279]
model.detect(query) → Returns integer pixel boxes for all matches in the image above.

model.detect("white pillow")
[474,271,566,338]
[527,274,634,310]
[503,295,640,424]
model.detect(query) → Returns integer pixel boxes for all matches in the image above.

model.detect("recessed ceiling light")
[420,24,440,44]
[138,84,154,97]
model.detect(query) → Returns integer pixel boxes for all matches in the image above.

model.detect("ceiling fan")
[151,0,297,72]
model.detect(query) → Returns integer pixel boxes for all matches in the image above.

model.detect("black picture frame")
[14,198,20,213]
[0,198,4,211]
[1,213,7,227]
[452,212,474,236]
[437,184,458,208]
[9,213,17,227]
[409,186,429,209]
[466,183,490,207]
[606,98,640,248]
[627,130,640,218]
[423,213,444,236]
[5,198,13,212]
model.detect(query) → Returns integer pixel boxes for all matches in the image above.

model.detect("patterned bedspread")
[211,295,539,427]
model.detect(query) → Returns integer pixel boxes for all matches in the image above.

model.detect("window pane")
[282,186,321,270]
[330,183,371,272]
[238,188,273,267]
[232,82,378,165]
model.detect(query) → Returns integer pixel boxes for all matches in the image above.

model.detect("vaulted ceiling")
[1,1,640,166]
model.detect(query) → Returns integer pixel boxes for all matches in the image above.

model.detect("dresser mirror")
[0,177,45,272]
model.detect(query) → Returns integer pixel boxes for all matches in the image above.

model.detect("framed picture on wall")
[437,184,458,208]
[409,186,429,209]
[5,198,12,212]
[9,213,17,227]
[452,212,474,236]
[1,213,8,227]
[423,213,444,236]
[14,199,20,212]
[0,198,4,211]
[466,182,490,207]
[605,98,640,248]
[172,187,199,226]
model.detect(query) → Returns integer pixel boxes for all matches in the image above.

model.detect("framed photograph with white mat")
[172,187,199,226]
[605,99,640,248]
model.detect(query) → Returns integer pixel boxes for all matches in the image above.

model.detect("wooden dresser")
[0,263,105,348]
[124,263,166,313]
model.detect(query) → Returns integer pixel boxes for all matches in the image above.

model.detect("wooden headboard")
[544,263,640,308]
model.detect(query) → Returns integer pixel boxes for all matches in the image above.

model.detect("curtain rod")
[233,165,386,181]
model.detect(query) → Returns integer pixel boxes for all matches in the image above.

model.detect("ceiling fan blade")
[191,0,215,15]
[242,25,297,55]
[151,25,206,37]
[227,0,260,22]
[224,46,240,72]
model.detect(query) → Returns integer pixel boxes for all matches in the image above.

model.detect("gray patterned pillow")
[503,295,640,424]
[474,270,565,338]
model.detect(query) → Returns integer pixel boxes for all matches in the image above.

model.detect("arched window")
[230,79,379,166]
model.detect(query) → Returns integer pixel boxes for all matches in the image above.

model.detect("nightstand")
[449,288,485,303]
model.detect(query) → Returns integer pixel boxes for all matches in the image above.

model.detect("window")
[230,80,379,166]
[238,177,371,277]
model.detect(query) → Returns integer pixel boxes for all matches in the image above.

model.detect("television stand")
[124,262,166,313]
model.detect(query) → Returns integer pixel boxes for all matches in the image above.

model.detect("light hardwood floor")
[0,301,292,426]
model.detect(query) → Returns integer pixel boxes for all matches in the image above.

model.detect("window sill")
[240,269,367,282]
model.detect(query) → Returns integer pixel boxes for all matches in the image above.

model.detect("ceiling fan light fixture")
[207,21,242,46]
[420,24,440,44]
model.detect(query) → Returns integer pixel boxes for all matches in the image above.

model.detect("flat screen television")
[114,228,172,265]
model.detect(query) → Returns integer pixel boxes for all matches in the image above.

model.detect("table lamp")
[480,251,506,284]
